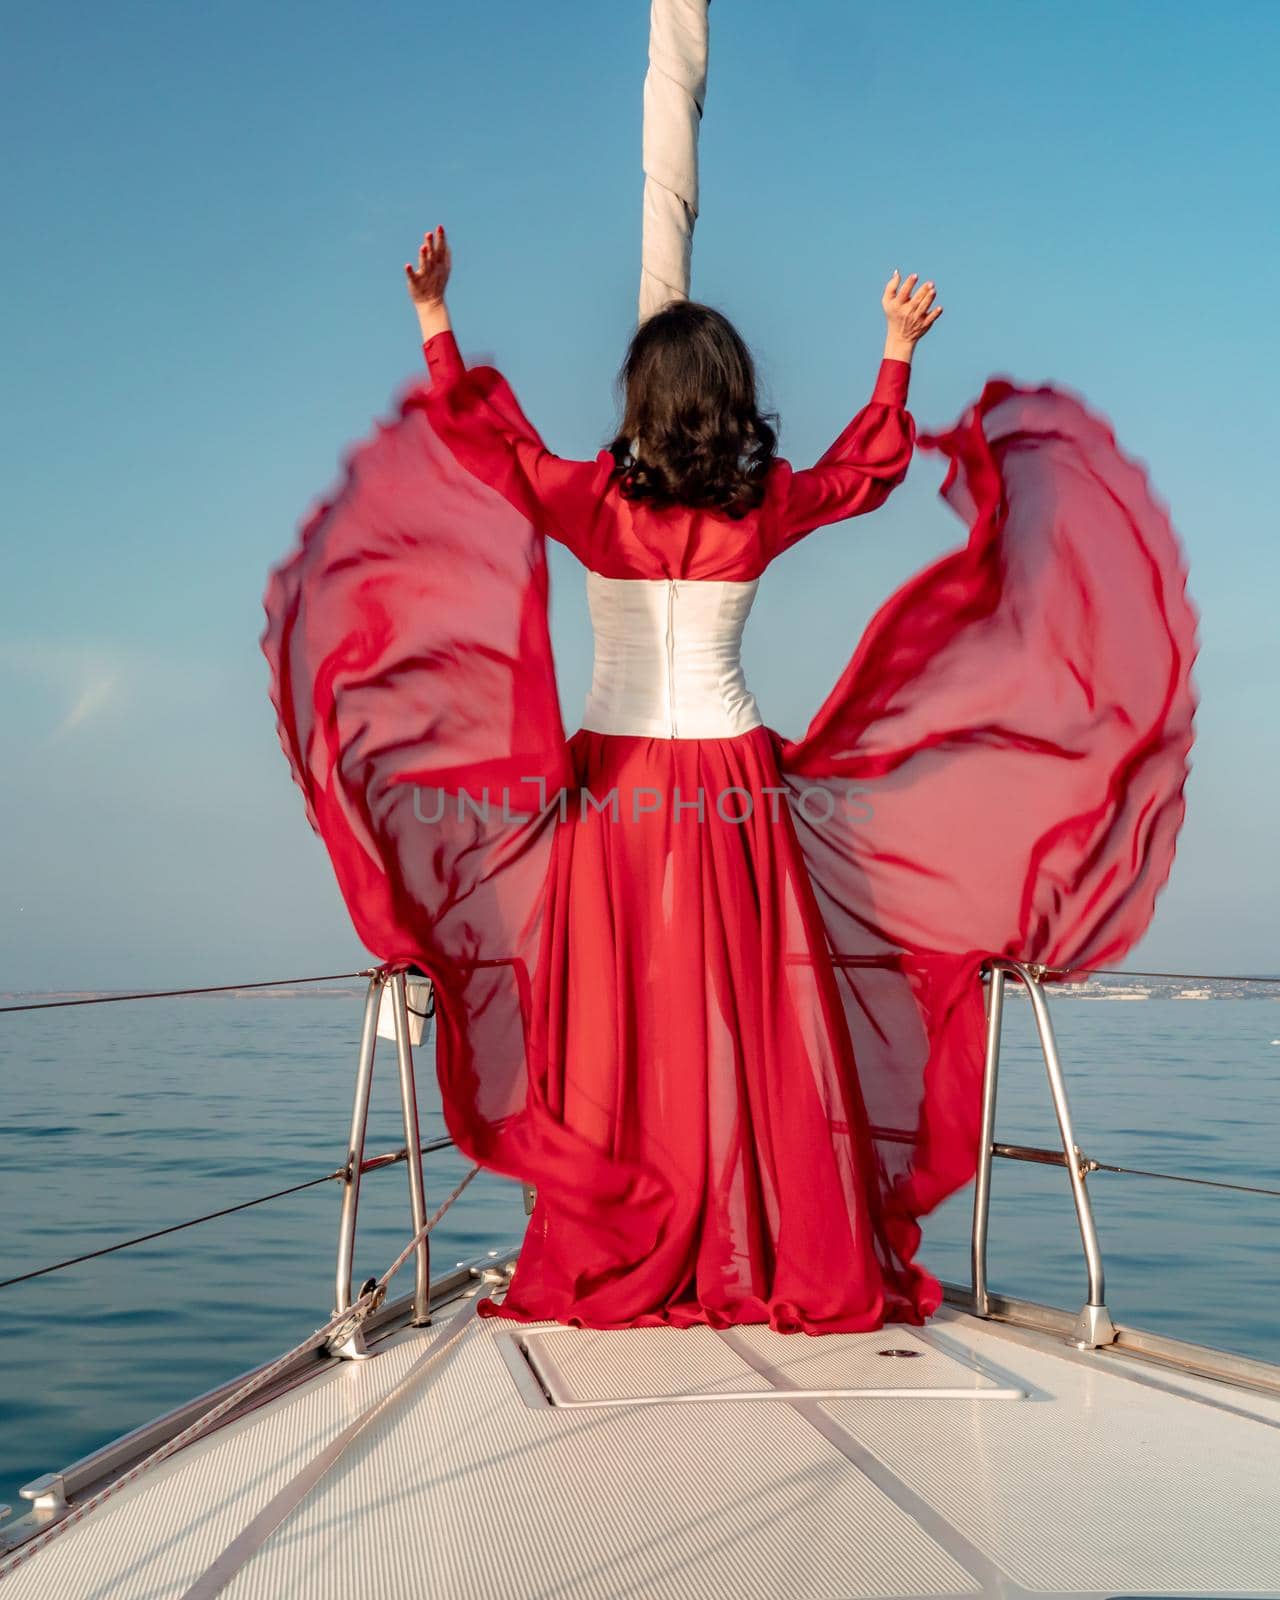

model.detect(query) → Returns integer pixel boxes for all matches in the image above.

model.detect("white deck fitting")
[521,1324,1025,1406]
[6,1288,1280,1600]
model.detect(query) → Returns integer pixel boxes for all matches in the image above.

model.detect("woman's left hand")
[405,225,451,306]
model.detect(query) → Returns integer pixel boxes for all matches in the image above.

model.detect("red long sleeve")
[419,330,609,561]
[423,329,466,386]
[775,358,916,553]
[870,356,912,408]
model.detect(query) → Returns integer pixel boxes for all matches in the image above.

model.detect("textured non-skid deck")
[7,1288,1280,1599]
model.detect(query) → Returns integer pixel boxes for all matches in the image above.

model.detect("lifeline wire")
[0,1137,458,1290]
[0,971,373,1013]
[2,967,1273,1017]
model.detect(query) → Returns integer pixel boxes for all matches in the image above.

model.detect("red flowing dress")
[262,329,1198,1333]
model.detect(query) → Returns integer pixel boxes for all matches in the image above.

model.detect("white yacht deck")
[8,1269,1279,1600]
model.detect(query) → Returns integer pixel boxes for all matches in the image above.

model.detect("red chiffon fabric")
[262,331,1197,1332]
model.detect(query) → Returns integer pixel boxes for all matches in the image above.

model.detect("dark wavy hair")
[607,300,778,518]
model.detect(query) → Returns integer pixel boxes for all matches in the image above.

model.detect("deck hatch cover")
[520,1325,1026,1407]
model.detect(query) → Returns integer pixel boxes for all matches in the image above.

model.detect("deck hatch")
[519,1324,1026,1407]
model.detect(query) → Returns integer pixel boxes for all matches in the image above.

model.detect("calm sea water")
[1,991,1277,1515]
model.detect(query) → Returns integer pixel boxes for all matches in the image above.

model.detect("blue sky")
[1,0,1276,988]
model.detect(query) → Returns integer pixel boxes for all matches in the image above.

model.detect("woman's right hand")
[882,270,942,361]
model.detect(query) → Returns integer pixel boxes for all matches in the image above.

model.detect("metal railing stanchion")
[331,975,382,1359]
[390,971,432,1326]
[1015,962,1115,1349]
[972,959,1116,1351]
[970,964,1006,1318]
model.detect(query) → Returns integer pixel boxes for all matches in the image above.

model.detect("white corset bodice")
[580,573,763,739]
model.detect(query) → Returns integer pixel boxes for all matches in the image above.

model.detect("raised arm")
[778,270,942,551]
[405,226,607,557]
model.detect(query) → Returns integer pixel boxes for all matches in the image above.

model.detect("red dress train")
[261,329,1198,1332]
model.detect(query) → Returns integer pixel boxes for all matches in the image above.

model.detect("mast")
[639,0,710,322]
